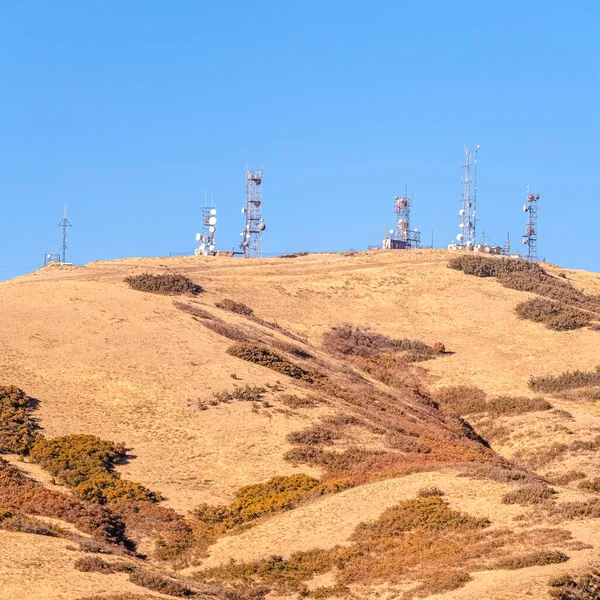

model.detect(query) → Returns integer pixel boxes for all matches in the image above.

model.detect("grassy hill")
[2,249,600,600]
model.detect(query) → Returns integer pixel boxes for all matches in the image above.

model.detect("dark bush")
[417,486,445,498]
[279,394,318,409]
[434,386,487,415]
[0,506,61,537]
[578,478,600,492]
[515,298,590,330]
[213,385,266,404]
[75,473,162,504]
[226,343,324,383]
[215,299,254,316]
[74,555,131,574]
[125,273,202,296]
[0,385,40,454]
[129,569,196,597]
[529,368,600,393]
[270,339,313,359]
[201,320,248,342]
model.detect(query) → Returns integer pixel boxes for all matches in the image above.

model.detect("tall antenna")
[240,166,266,258]
[58,202,72,263]
[195,194,217,256]
[502,232,511,256]
[456,146,477,249]
[522,187,541,261]
[473,145,480,242]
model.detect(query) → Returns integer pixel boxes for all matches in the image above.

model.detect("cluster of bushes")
[549,566,600,599]
[529,367,600,393]
[215,299,254,316]
[515,298,591,330]
[449,254,600,329]
[125,273,202,296]
[226,343,324,383]
[434,386,550,417]
[322,324,441,362]
[0,506,62,537]
[501,483,557,505]
[279,394,319,409]
[0,385,40,454]
[30,434,161,505]
[212,385,266,405]
[495,550,569,570]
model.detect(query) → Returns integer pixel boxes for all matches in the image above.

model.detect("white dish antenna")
[258,223,266,231]
[195,233,201,242]
[457,234,464,242]
[208,216,217,225]
[210,208,217,215]
[209,226,215,233]
[241,207,246,214]
[209,244,215,252]
[199,243,206,250]
[459,209,465,216]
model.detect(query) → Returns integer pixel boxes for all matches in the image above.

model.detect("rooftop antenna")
[522,186,540,261]
[240,165,266,258]
[58,202,72,263]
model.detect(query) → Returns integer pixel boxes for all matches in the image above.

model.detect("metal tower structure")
[58,203,72,263]
[522,189,540,261]
[240,167,266,258]
[455,145,480,249]
[387,185,420,248]
[195,195,217,256]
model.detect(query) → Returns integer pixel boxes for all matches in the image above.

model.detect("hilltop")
[2,249,600,600]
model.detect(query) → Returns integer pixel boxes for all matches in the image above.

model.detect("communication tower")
[58,203,72,263]
[43,252,61,266]
[195,198,217,256]
[522,188,540,261]
[240,166,266,258]
[454,145,480,249]
[383,185,420,249]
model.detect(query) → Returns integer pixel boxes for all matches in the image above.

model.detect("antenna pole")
[241,166,265,257]
[522,188,540,261]
[58,202,72,263]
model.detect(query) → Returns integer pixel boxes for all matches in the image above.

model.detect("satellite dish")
[209,244,215,251]
[199,243,206,250]
[195,233,201,242]
[240,232,245,236]
[457,234,464,242]
[241,207,246,214]
[258,223,266,231]
[523,204,529,212]
[523,238,528,245]
[208,216,217,225]
[210,208,217,215]
[535,194,540,200]
[459,222,464,228]
[459,209,465,216]
[209,226,215,233]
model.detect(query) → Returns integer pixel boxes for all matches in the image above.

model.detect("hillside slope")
[2,249,600,600]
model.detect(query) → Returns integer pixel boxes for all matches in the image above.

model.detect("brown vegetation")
[0,506,62,537]
[278,394,318,409]
[502,484,557,505]
[549,566,600,599]
[226,343,323,382]
[495,550,569,570]
[125,273,202,295]
[485,395,552,415]
[0,385,40,454]
[515,298,591,330]
[434,386,487,415]
[529,367,600,394]
[212,385,266,405]
[173,301,214,320]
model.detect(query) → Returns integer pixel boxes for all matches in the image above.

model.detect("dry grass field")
[2,249,600,600]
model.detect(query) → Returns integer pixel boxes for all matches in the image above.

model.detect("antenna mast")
[58,203,72,263]
[457,147,476,249]
[384,185,420,249]
[522,188,541,261]
[240,166,266,258]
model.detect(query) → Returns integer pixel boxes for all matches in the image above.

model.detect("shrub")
[495,550,569,570]
[0,506,61,537]
[417,486,445,498]
[271,339,313,359]
[129,569,197,597]
[212,385,266,404]
[125,273,202,295]
[173,301,213,320]
[0,385,40,454]
[322,324,393,357]
[215,299,254,316]
[547,471,586,485]
[226,343,324,383]
[457,465,535,484]
[74,555,132,574]
[578,478,600,492]
[486,395,552,415]
[434,386,487,415]
[406,571,472,598]
[75,473,162,504]
[201,320,248,342]
[529,368,600,393]
[279,394,318,409]
[550,499,600,520]
[549,566,600,599]
[502,484,557,505]
[286,425,338,445]
[515,298,590,330]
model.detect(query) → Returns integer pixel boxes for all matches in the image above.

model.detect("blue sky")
[1,1,598,280]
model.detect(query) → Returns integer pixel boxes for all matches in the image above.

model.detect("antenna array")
[58,203,72,263]
[240,167,266,258]
[522,189,541,261]
[195,199,217,256]
[455,145,479,248]
[384,185,420,249]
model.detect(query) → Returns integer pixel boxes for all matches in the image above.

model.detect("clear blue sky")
[1,1,598,280]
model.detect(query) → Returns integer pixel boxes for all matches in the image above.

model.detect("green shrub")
[227,343,324,383]
[125,273,202,296]
[0,385,40,454]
